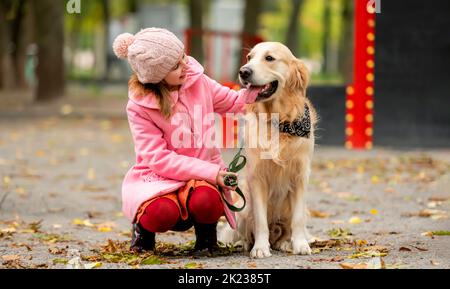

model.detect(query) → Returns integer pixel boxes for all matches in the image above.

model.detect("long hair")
[128,74,173,119]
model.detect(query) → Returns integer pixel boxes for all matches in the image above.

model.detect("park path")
[0,114,449,269]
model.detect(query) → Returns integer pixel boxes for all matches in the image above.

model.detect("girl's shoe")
[193,222,219,254]
[130,223,156,253]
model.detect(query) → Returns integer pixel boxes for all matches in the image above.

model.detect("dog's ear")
[289,59,309,94]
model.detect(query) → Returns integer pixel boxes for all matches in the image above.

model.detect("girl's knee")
[139,198,180,233]
[188,186,224,224]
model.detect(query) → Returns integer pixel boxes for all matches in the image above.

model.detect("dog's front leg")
[290,167,312,255]
[249,180,272,258]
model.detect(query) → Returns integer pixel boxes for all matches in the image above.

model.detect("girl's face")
[163,54,188,87]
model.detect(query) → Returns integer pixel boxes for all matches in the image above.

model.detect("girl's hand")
[216,170,238,191]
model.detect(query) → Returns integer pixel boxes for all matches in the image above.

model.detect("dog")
[218,42,318,258]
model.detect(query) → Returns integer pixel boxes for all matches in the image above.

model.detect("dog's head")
[239,42,309,102]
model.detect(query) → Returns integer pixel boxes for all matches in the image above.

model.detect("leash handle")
[220,148,247,212]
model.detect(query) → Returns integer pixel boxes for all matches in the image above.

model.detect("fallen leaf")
[184,262,204,269]
[399,247,412,252]
[2,255,20,261]
[60,104,73,116]
[348,216,362,224]
[84,262,102,269]
[309,209,331,218]
[430,260,440,266]
[340,262,367,269]
[247,262,258,268]
[87,168,96,181]
[72,219,95,227]
[52,258,68,265]
[370,209,379,215]
[349,251,387,259]
[327,228,353,238]
[431,231,450,236]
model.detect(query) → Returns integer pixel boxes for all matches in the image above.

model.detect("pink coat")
[122,56,257,229]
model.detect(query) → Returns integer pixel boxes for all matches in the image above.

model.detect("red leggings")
[139,186,224,233]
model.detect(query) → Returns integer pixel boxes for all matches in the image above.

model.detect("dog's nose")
[239,67,253,80]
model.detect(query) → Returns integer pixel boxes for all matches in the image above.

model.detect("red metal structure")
[345,0,376,150]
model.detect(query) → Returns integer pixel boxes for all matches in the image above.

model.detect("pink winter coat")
[122,56,258,229]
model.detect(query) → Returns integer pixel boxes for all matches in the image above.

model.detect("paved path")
[1,115,449,269]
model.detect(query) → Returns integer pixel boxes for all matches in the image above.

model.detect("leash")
[219,148,247,212]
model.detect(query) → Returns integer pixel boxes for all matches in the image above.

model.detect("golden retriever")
[218,42,318,258]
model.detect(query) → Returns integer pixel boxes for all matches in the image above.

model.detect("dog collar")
[276,104,311,138]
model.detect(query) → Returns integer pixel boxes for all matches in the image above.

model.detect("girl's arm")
[127,104,221,185]
[205,76,259,115]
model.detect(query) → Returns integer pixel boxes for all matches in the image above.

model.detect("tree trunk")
[0,2,6,89]
[338,0,354,83]
[0,0,18,89]
[286,0,304,57]
[188,0,204,64]
[322,0,332,75]
[32,0,65,101]
[102,0,111,81]
[11,0,28,88]
[242,0,262,48]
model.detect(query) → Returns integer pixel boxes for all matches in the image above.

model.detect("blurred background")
[1,1,450,269]
[0,0,449,146]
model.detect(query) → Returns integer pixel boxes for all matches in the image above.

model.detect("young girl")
[113,28,261,254]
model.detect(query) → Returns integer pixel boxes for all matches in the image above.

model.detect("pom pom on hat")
[113,33,135,59]
[112,28,185,84]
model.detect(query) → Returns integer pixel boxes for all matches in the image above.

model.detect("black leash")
[220,148,247,212]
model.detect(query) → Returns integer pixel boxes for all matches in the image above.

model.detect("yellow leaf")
[60,105,73,116]
[79,148,89,156]
[349,216,362,224]
[84,262,102,269]
[111,134,125,143]
[87,168,96,180]
[97,226,112,233]
[371,175,380,184]
[72,219,94,227]
[340,262,368,269]
[370,209,379,215]
[3,176,11,185]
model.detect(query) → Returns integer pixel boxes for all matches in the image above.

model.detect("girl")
[113,28,261,254]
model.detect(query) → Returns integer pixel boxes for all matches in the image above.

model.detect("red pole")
[346,0,376,150]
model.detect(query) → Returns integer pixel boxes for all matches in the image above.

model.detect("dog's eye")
[247,55,252,61]
[265,56,275,62]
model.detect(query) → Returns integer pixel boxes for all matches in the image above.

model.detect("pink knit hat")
[113,28,185,84]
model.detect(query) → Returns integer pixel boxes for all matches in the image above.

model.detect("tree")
[242,0,262,48]
[338,0,354,83]
[102,0,111,80]
[0,0,30,90]
[322,0,332,75]
[188,0,204,64]
[32,0,64,101]
[286,0,304,57]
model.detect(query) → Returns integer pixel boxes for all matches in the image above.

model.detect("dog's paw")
[274,240,293,253]
[292,238,312,255]
[250,244,272,258]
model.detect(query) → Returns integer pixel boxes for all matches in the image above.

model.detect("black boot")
[193,222,219,255]
[130,223,155,253]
